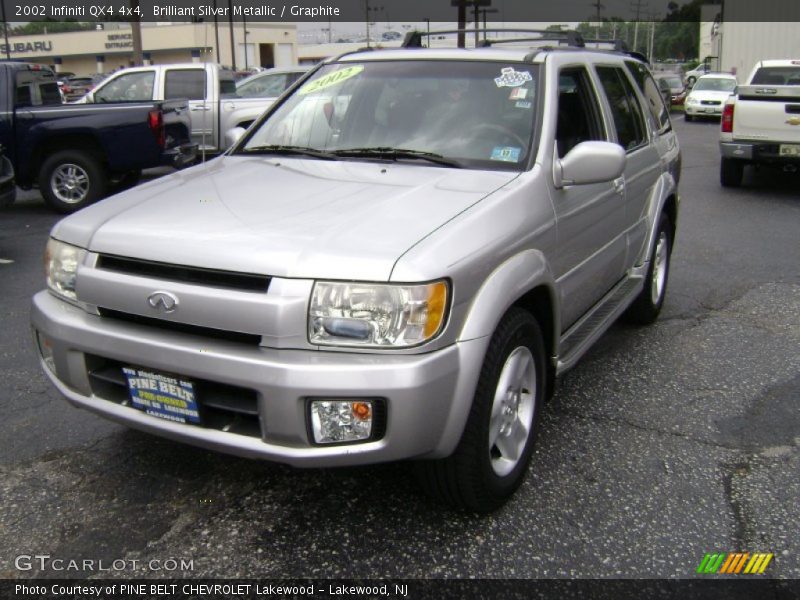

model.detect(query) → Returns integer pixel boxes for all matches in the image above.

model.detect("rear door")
[594,64,662,272]
[164,67,217,151]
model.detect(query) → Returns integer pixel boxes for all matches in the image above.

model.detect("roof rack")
[402,28,585,49]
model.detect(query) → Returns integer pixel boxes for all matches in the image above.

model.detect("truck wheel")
[417,308,545,513]
[720,157,744,188]
[624,213,672,325]
[39,150,108,214]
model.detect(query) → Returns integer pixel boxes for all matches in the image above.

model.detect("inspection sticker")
[495,67,533,88]
[298,65,364,95]
[509,87,528,100]
[490,146,522,162]
[515,100,532,109]
[123,367,201,425]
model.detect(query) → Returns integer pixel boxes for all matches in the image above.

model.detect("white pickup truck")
[79,63,301,154]
[720,59,800,187]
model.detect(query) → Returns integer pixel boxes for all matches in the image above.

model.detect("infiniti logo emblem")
[147,291,179,313]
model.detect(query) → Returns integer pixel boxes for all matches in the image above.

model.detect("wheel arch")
[458,249,560,365]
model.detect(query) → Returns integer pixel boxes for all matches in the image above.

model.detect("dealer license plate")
[779,144,800,157]
[122,367,201,425]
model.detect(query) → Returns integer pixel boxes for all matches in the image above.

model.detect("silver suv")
[32,31,680,512]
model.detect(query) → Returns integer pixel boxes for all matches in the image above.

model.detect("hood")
[53,156,517,281]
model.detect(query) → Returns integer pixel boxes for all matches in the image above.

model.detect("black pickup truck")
[0,62,196,213]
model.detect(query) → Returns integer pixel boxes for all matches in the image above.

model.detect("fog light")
[35,330,56,373]
[310,399,374,444]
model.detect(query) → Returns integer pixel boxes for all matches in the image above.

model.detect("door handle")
[191,106,211,112]
[613,178,625,195]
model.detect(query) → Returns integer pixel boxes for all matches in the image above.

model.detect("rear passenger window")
[625,61,670,133]
[556,67,606,158]
[165,70,206,101]
[596,66,648,151]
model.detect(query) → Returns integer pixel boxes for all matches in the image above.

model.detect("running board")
[556,274,644,376]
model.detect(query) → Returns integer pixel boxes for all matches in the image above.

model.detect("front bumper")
[685,103,723,116]
[31,291,488,467]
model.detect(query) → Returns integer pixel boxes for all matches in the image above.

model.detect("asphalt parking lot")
[1,116,798,580]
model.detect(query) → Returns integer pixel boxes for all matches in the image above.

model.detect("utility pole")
[630,0,648,53]
[130,0,143,66]
[228,0,236,70]
[0,2,10,60]
[590,1,605,38]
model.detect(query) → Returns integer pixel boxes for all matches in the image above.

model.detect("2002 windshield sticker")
[495,67,533,88]
[299,65,364,95]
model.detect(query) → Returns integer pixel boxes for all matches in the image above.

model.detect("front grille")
[701,100,722,106]
[86,355,262,438]
[96,254,271,293]
[97,308,262,346]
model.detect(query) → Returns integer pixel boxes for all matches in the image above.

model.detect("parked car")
[79,63,289,153]
[654,73,686,106]
[684,62,712,86]
[684,73,737,121]
[0,62,197,212]
[719,59,800,186]
[235,67,309,98]
[0,145,15,208]
[32,32,680,512]
[60,76,99,102]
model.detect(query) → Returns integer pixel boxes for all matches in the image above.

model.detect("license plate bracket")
[122,367,201,425]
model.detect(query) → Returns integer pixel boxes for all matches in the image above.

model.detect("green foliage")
[576,0,704,61]
[11,21,95,36]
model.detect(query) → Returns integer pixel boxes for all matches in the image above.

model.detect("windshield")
[693,78,736,92]
[238,60,539,170]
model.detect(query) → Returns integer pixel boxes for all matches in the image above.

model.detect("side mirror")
[224,127,247,148]
[554,141,625,188]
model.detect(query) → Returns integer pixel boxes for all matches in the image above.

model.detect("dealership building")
[0,22,299,75]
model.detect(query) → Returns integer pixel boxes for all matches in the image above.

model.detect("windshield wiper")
[241,145,339,160]
[331,147,463,168]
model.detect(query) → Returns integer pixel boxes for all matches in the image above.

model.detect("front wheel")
[624,213,672,325]
[684,113,693,122]
[417,308,546,513]
[39,150,108,214]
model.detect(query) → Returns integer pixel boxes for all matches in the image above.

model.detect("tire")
[624,213,672,325]
[39,149,108,214]
[684,113,693,122]
[720,157,744,188]
[417,308,546,513]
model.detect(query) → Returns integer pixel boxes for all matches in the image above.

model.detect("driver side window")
[94,71,155,103]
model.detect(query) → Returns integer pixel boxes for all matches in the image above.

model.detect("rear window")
[15,70,62,107]
[751,67,800,86]
[165,70,206,101]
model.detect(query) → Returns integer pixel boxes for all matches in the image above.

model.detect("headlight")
[686,96,699,105]
[44,238,85,301]
[309,280,448,348]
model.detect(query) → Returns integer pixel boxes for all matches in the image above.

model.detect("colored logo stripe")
[698,552,773,574]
